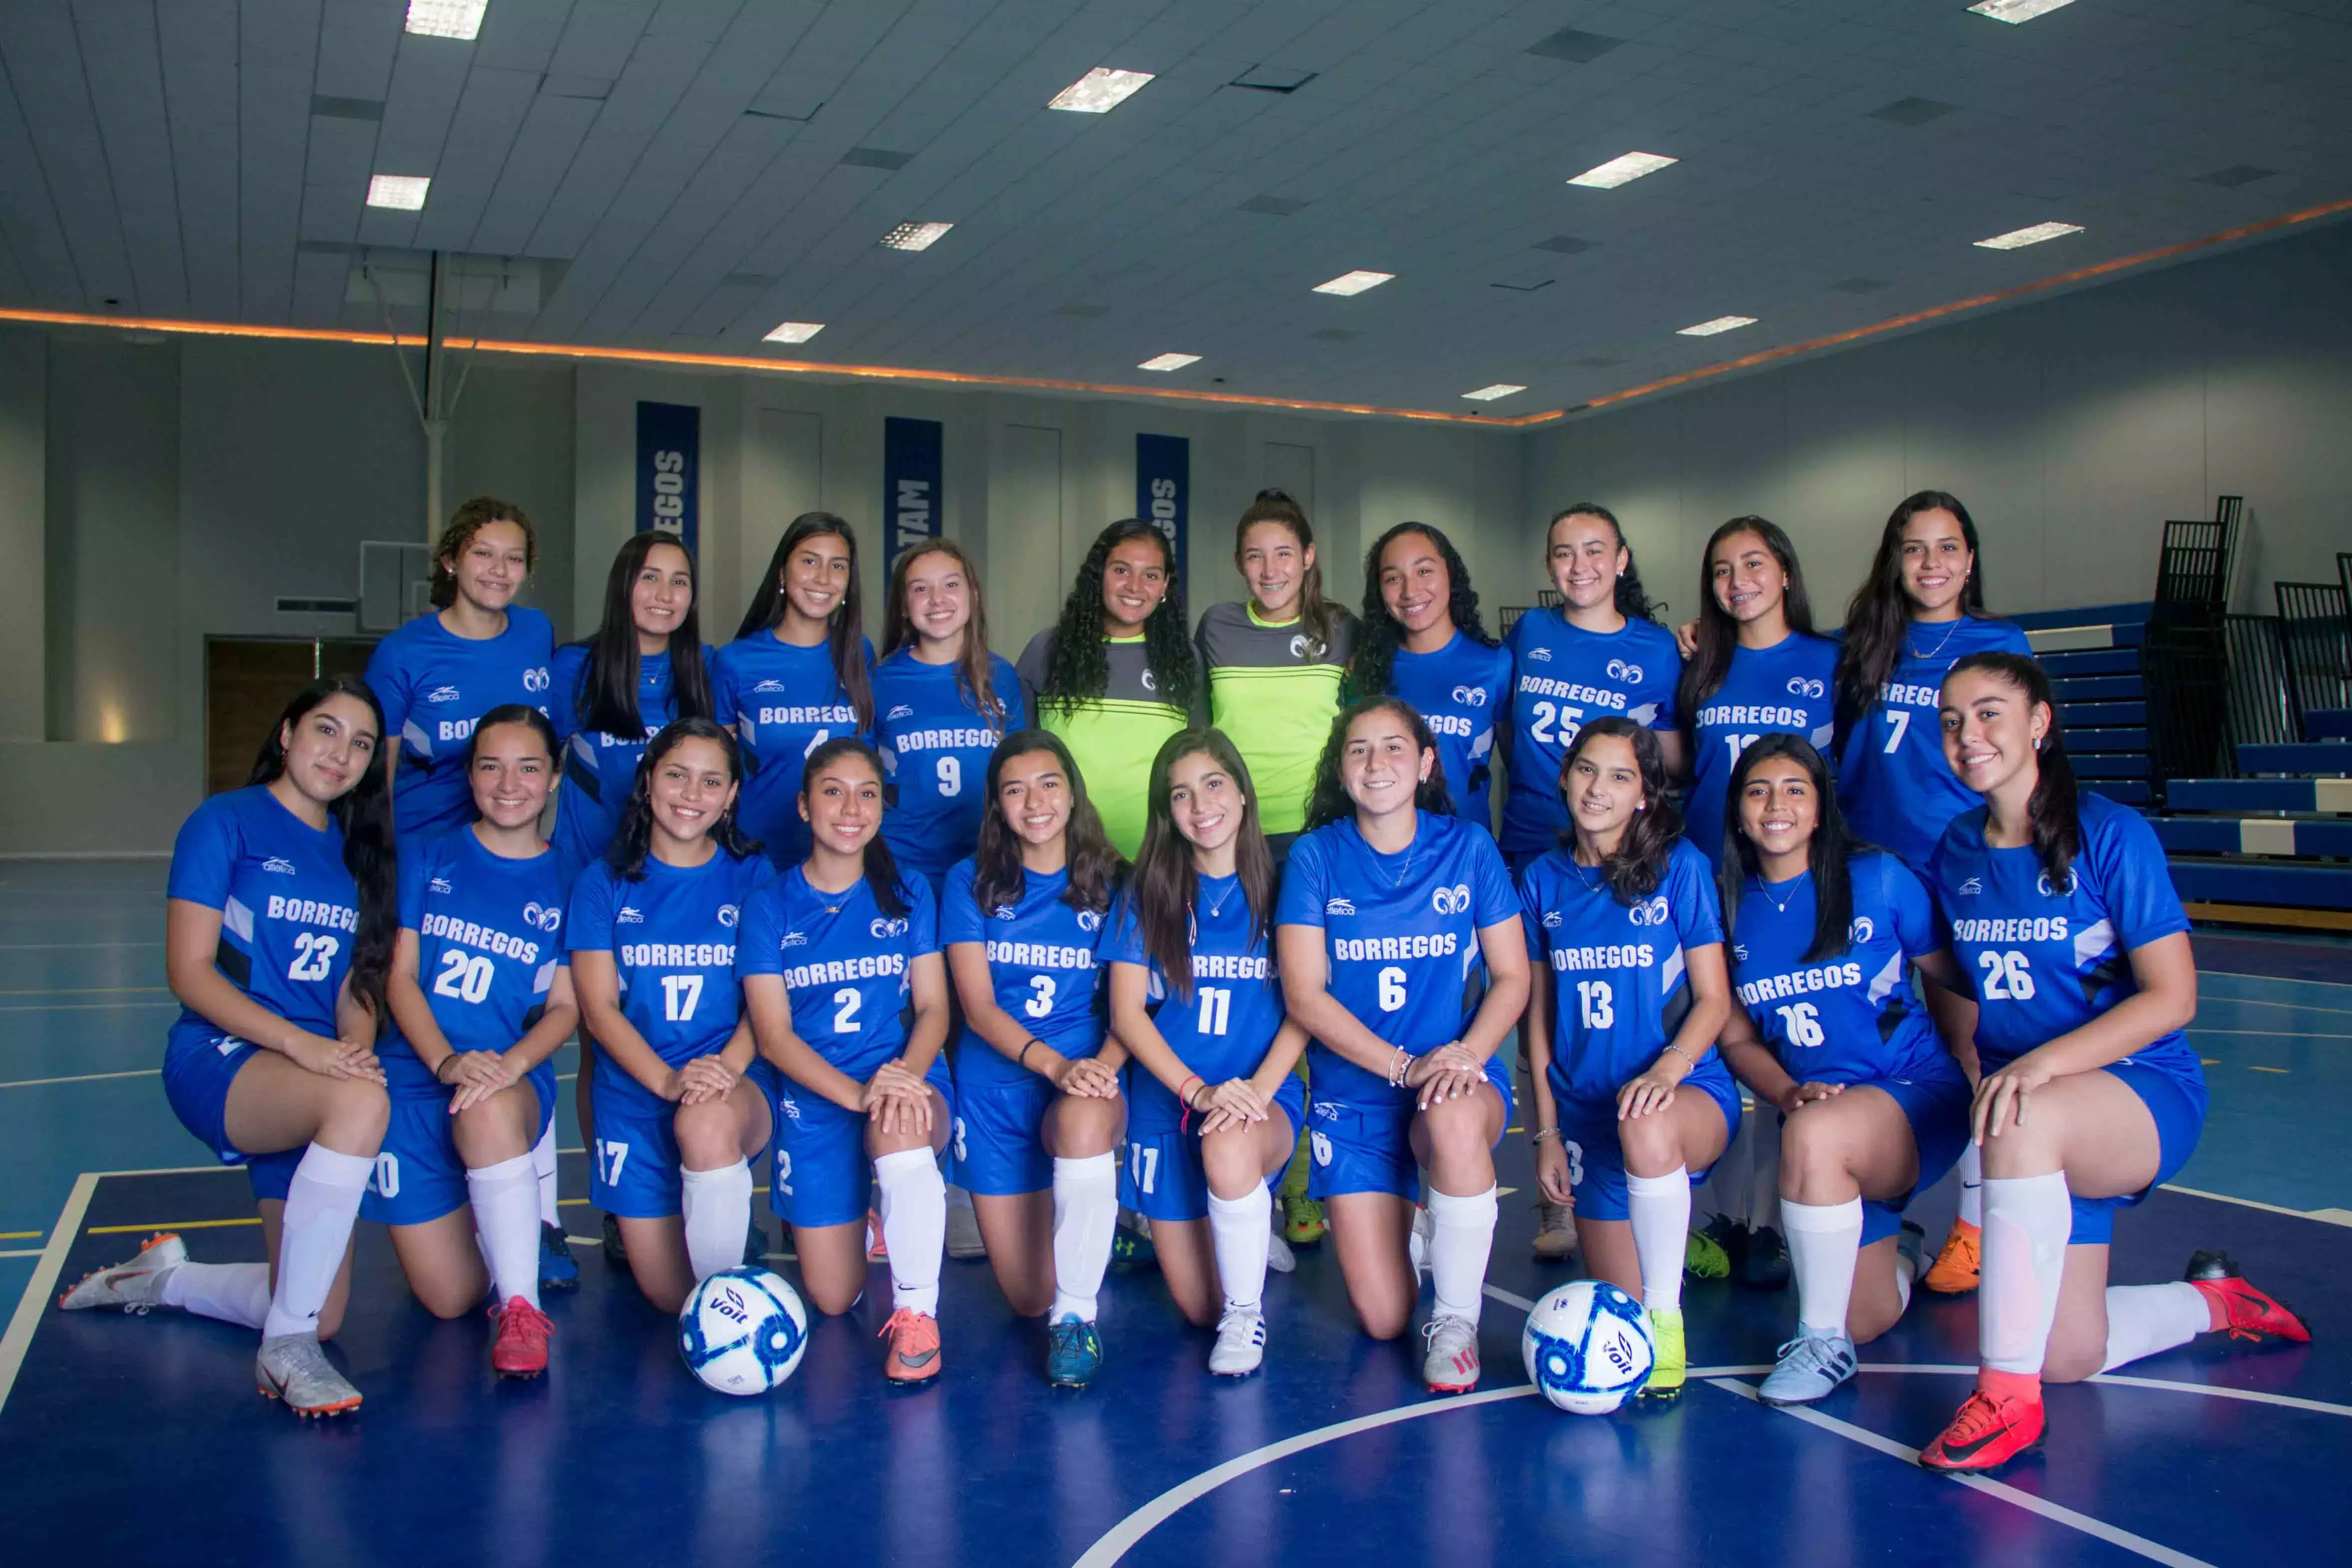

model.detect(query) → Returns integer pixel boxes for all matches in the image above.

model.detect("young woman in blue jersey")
[1108,730,1308,1376]
[941,730,1126,1386]
[62,677,396,1418]
[1501,504,1683,869]
[568,718,775,1314]
[370,707,576,1378]
[715,513,876,869]
[873,539,1026,887]
[1276,697,1529,1393]
[741,738,956,1384]
[1710,735,1971,1405]
[1519,718,1734,1401]
[365,497,556,850]
[1917,653,2309,1473]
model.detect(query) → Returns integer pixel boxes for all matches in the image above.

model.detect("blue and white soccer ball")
[1522,1280,1654,1414]
[679,1267,809,1396]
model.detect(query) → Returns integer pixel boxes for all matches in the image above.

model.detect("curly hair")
[969,729,1124,918]
[429,496,537,610]
[1304,696,1456,830]
[1548,503,1657,623]
[1344,521,1497,702]
[606,718,761,879]
[1038,520,1196,717]
[1557,717,1682,902]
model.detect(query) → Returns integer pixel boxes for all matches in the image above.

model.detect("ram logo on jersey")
[1451,685,1490,707]
[522,667,551,694]
[1849,916,1874,944]
[1431,884,1472,916]
[430,876,454,894]
[870,916,909,939]
[523,902,562,933]
[1076,909,1104,932]
[1628,895,1671,927]
[716,904,739,929]
[2038,870,2077,897]
[616,906,645,924]
[1787,677,1828,699]
[1325,897,1357,917]
[262,857,298,875]
[1606,659,1645,685]
[1140,670,1158,693]
[425,685,462,704]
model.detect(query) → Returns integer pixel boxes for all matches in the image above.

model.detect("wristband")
[1019,1039,1040,1070]
[1178,1074,1205,1110]
[433,1054,456,1084]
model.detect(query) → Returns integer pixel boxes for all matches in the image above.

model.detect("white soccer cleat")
[1421,1313,1481,1393]
[256,1335,363,1418]
[1209,1307,1267,1377]
[57,1232,185,1313]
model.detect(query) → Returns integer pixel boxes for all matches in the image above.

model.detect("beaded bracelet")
[1660,1042,1697,1069]
[1388,1047,1414,1088]
[1530,1127,1560,1145]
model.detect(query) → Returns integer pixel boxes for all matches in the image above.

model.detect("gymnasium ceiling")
[2,0,2349,423]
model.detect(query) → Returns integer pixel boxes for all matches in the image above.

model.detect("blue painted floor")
[1,859,2346,1567]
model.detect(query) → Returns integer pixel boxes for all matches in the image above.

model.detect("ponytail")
[1946,651,2080,889]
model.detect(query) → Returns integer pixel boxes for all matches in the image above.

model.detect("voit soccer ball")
[679,1267,809,1395]
[1522,1280,1654,1414]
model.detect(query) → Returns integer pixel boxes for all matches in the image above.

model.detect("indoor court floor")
[2,859,2346,1568]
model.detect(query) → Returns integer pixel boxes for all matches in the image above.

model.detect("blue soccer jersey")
[1105,873,1285,1131]
[383,826,569,1084]
[166,786,358,1037]
[712,632,874,868]
[549,642,709,874]
[1684,633,1839,864]
[1519,837,1726,1106]
[1275,810,1520,1106]
[1386,632,1514,830]
[871,650,1027,885]
[364,606,556,846]
[1502,609,1683,857]
[1837,615,2034,870]
[737,865,937,1078]
[940,858,1112,1088]
[1927,793,2204,1086]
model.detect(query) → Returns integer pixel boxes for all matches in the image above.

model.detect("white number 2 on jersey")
[1976,949,2036,1001]
[662,973,703,1022]
[1576,979,1614,1030]
[832,986,862,1034]
[287,932,339,983]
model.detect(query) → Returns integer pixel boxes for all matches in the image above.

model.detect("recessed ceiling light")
[1975,221,2084,250]
[1462,384,1527,402]
[764,322,824,344]
[1048,67,1155,113]
[1968,0,2076,21]
[404,0,488,40]
[1312,270,1393,296]
[1567,152,1677,189]
[1137,353,1200,372]
[1677,315,1757,336]
[879,221,954,251]
[366,174,430,210]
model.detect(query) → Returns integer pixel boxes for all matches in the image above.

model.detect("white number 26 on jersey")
[1976,949,2035,1001]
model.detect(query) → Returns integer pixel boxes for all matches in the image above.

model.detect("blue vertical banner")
[884,416,944,559]
[1136,432,1189,578]
[635,401,700,557]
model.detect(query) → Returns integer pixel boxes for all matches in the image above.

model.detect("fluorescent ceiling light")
[1567,151,1677,189]
[1137,353,1200,372]
[366,174,430,211]
[404,0,488,40]
[1049,67,1155,113]
[1312,270,1393,296]
[1677,315,1757,336]
[879,221,954,252]
[764,322,824,344]
[1462,384,1526,402]
[1975,221,2085,250]
[1968,0,2077,21]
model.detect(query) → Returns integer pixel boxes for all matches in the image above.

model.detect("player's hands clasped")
[1776,1080,1842,1116]
[670,1054,738,1105]
[1054,1055,1121,1099]
[1406,1042,1485,1110]
[443,1048,522,1112]
[288,1031,385,1084]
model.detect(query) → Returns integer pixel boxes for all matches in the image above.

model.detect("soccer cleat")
[1684,1219,1734,1282]
[1407,1204,1434,1281]
[1281,1192,1327,1247]
[1533,1199,1577,1262]
[1267,1231,1297,1275]
[538,1223,579,1293]
[1741,1224,1791,1291]
[1641,1307,1687,1400]
[1759,1327,1857,1406]
[58,1232,185,1313]
[1919,1387,2044,1472]
[1209,1307,1268,1377]
[1421,1313,1481,1393]
[2185,1251,2311,1344]
[600,1209,628,1266]
[866,1210,888,1263]
[1046,1314,1104,1387]
[1111,1223,1158,1274]
[256,1335,363,1417]
[1924,1218,1981,1295]
[490,1297,553,1378]
[946,1196,987,1260]
[880,1308,942,1383]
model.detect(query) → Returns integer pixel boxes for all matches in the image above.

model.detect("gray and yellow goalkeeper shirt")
[1195,601,1359,837]
[1015,628,1198,859]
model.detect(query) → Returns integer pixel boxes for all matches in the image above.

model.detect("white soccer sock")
[1979,1171,2072,1374]
[1425,1183,1499,1325]
[1049,1153,1118,1322]
[262,1143,373,1340]
[679,1160,754,1284]
[531,1123,560,1229]
[467,1153,541,1309]
[2100,1282,2209,1372]
[1625,1168,1691,1312]
[1781,1197,1865,1334]
[159,1261,271,1330]
[1957,1141,1984,1228]
[875,1148,947,1316]
[1207,1183,1274,1313]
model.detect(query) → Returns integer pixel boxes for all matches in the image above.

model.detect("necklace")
[1200,876,1240,921]
[1569,855,1605,894]
[1907,616,1964,663]
[1758,868,1810,917]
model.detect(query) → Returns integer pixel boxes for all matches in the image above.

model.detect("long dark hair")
[880,539,1008,734]
[248,676,396,1024]
[1236,489,1339,652]
[1558,717,1681,902]
[970,729,1123,917]
[736,513,875,730]
[571,532,714,739]
[1305,696,1456,830]
[1680,517,1816,719]
[1722,734,1854,963]
[1131,729,1276,1000]
[1550,503,1656,623]
[606,718,760,879]
[428,496,537,610]
[1039,520,1197,716]
[1944,651,2081,888]
[1836,490,1988,745]
[1345,521,1497,702]
[798,736,909,920]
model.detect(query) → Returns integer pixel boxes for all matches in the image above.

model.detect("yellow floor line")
[87,1217,260,1235]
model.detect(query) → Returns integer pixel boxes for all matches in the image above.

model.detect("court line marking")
[0,1249,42,1260]
[2196,994,2352,1017]
[2158,1183,2352,1228]
[0,1068,160,1089]
[0,986,171,998]
[2190,1030,2352,1040]
[0,942,162,951]
[0,1001,178,1013]
[2204,969,2352,993]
